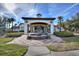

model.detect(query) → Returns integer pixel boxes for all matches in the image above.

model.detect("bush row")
[6,32,24,37]
[54,31,73,37]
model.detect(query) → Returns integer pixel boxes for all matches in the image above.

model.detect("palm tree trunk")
[12,22,13,32]
[59,20,62,32]
[9,23,10,29]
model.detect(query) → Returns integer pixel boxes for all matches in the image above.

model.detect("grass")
[0,44,28,56]
[0,32,28,56]
[0,38,13,44]
[63,36,79,42]
[47,35,79,52]
[47,42,79,52]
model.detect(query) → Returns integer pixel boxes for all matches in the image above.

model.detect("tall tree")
[7,18,11,29]
[10,18,15,32]
[58,16,63,32]
[0,14,6,35]
[64,12,79,32]
[37,13,42,18]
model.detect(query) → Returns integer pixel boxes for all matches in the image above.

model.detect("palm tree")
[76,12,79,20]
[58,16,63,32]
[37,13,42,18]
[10,18,15,32]
[0,15,5,35]
[7,18,11,29]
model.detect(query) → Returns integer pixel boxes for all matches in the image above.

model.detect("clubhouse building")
[22,14,56,34]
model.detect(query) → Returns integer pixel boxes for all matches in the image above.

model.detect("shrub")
[6,32,24,37]
[19,30,24,32]
[54,31,73,37]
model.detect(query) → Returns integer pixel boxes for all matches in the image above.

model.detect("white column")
[44,27,46,32]
[32,26,34,32]
[24,23,28,34]
[50,23,54,34]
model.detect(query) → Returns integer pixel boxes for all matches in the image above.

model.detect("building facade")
[22,17,55,34]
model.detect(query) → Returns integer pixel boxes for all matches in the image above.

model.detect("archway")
[29,22,50,33]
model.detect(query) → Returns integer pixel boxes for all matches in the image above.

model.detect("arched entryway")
[28,22,50,33]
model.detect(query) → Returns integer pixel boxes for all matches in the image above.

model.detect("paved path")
[7,35,63,46]
[40,35,63,45]
[7,35,51,56]
[7,35,63,56]
[7,35,79,56]
[25,45,50,56]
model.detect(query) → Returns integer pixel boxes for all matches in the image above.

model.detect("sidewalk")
[25,45,50,56]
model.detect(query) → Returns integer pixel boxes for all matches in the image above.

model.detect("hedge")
[54,31,73,37]
[6,32,24,37]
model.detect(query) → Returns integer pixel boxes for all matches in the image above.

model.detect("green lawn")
[47,42,79,52]
[0,38,13,44]
[0,38,28,56]
[0,33,28,56]
[63,36,79,42]
[0,44,28,56]
[47,35,79,52]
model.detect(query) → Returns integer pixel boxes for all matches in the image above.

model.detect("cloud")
[14,3,38,17]
[63,4,78,13]
[14,8,23,14]
[2,3,20,21]
[3,3,17,11]
[27,8,38,17]
[57,3,79,16]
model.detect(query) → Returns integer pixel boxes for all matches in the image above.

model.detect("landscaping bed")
[47,42,79,52]
[6,32,24,37]
[0,44,28,56]
[47,31,79,52]
[0,38,13,44]
[54,31,73,37]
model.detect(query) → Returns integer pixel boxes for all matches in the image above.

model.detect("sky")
[0,3,79,25]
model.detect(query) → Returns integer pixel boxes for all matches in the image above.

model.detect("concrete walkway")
[25,45,50,56]
[7,35,63,46]
[7,35,79,56]
[7,35,64,56]
[7,35,51,56]
[40,35,63,45]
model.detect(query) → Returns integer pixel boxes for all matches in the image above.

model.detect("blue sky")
[0,3,79,25]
